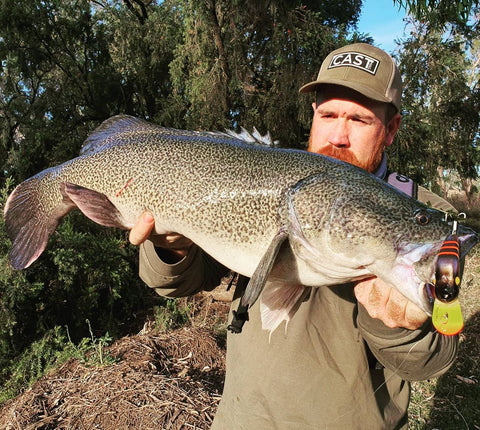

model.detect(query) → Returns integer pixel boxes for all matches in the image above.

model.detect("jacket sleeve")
[139,239,229,298]
[357,304,458,381]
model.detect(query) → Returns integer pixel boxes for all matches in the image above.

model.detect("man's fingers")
[129,212,155,245]
[354,277,428,330]
[404,301,428,328]
[384,288,427,329]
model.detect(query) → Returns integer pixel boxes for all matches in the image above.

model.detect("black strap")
[227,274,250,334]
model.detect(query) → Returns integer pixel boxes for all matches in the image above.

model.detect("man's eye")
[352,117,366,123]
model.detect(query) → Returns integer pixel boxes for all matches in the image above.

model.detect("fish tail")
[4,176,76,269]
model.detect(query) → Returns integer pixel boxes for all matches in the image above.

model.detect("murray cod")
[4,115,478,332]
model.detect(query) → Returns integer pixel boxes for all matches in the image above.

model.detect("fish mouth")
[425,282,435,306]
[396,242,440,314]
[416,278,435,315]
[457,225,479,259]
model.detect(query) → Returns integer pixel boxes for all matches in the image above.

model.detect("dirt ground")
[0,325,227,430]
[0,287,233,430]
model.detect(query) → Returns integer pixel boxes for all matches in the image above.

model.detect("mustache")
[319,145,363,168]
[310,137,384,173]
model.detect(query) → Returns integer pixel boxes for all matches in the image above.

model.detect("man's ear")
[385,113,401,147]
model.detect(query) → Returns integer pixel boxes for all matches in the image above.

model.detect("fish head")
[383,208,477,314]
[286,171,478,314]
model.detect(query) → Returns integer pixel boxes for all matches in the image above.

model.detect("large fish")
[4,115,478,332]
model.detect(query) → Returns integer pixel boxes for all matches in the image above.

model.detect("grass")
[153,298,192,332]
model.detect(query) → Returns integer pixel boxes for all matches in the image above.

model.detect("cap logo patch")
[328,52,379,75]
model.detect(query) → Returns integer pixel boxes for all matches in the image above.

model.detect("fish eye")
[415,210,430,226]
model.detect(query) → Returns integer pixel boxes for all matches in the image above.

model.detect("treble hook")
[444,212,466,233]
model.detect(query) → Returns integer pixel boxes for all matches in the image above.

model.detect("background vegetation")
[0,0,479,426]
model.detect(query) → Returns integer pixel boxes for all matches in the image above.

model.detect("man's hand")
[354,277,428,330]
[129,211,193,260]
[129,212,156,245]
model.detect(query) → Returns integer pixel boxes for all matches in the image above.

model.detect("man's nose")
[328,120,349,147]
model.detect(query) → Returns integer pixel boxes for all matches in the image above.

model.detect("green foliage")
[0,326,77,403]
[83,319,117,367]
[154,299,191,332]
[0,323,117,404]
[11,0,480,410]
[168,0,368,145]
[0,179,158,394]
[388,18,480,194]
[101,1,184,121]
[394,0,479,30]
[0,0,367,189]
[0,0,364,382]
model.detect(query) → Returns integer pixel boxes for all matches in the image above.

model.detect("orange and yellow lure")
[431,232,464,336]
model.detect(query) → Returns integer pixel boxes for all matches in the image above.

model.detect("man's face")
[308,87,400,173]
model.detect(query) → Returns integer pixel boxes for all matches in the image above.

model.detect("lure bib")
[432,299,463,336]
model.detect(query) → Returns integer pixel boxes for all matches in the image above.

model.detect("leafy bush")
[154,299,192,332]
[0,326,77,403]
[0,179,160,398]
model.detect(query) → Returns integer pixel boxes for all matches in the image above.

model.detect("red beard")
[310,138,384,174]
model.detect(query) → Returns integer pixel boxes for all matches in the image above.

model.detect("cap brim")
[299,78,392,105]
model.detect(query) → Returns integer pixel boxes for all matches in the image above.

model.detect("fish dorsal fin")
[223,127,279,147]
[80,115,156,155]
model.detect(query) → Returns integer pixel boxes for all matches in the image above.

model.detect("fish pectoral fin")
[260,281,309,334]
[241,228,288,308]
[62,182,127,229]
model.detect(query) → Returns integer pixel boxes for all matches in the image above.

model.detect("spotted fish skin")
[4,115,478,331]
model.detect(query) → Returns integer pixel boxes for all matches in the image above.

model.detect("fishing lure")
[431,223,464,336]
[434,233,461,303]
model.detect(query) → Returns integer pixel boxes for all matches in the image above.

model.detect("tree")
[388,18,480,199]
[0,0,179,384]
[0,0,122,184]
[394,0,479,29]
[0,0,367,397]
[0,0,186,186]
[168,0,368,144]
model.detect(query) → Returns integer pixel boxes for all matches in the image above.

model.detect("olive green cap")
[299,43,402,111]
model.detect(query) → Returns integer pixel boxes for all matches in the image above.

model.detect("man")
[130,44,458,429]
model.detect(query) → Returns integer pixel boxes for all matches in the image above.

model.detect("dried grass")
[0,326,226,430]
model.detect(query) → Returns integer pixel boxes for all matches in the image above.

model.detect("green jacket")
[139,186,458,430]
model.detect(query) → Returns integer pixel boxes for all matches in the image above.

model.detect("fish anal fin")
[260,282,308,334]
[62,182,127,229]
[241,228,288,308]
